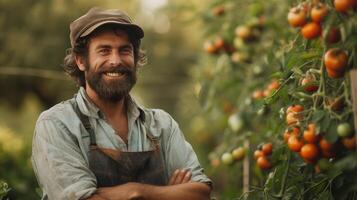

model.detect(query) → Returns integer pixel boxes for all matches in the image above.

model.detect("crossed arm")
[87,169,211,200]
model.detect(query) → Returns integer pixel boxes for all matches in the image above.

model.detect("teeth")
[105,72,122,77]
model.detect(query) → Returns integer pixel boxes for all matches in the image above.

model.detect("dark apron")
[71,99,167,187]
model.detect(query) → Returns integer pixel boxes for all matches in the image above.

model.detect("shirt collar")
[75,87,145,122]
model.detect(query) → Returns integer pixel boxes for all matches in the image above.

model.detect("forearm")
[141,182,211,200]
[87,182,211,200]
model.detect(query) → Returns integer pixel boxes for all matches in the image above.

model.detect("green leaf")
[312,110,325,123]
[325,120,338,143]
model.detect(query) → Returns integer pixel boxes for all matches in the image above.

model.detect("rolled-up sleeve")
[161,113,213,187]
[32,117,97,200]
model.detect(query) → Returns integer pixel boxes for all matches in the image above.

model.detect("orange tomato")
[300,143,319,162]
[283,127,300,143]
[311,3,329,22]
[334,0,353,12]
[287,7,307,27]
[252,90,265,99]
[324,48,348,72]
[257,156,271,170]
[288,135,304,152]
[262,143,273,155]
[287,105,304,114]
[301,75,318,92]
[326,67,344,79]
[214,37,225,50]
[203,41,218,54]
[301,22,322,39]
[254,150,264,160]
[303,124,320,143]
[342,135,356,150]
[319,138,334,152]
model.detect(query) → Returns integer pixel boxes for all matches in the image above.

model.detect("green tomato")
[337,123,352,138]
[228,114,243,132]
[221,152,234,165]
[232,147,246,161]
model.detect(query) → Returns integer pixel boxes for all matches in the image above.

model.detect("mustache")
[98,66,134,74]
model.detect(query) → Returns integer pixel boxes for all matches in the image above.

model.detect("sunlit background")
[0,0,218,199]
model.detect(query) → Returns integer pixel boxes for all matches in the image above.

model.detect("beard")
[85,59,137,102]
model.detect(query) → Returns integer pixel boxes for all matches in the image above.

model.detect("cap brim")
[80,20,144,39]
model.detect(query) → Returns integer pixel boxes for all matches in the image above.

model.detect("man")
[31,7,212,200]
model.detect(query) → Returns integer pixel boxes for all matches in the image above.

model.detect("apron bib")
[71,99,166,187]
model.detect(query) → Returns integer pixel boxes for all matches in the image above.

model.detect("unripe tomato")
[257,156,271,170]
[221,152,234,165]
[300,143,319,162]
[262,143,273,155]
[254,150,264,160]
[232,147,246,161]
[337,123,352,138]
[324,48,348,72]
[228,113,243,132]
[235,25,252,41]
[311,3,329,22]
[301,22,322,39]
[303,124,320,143]
[288,135,304,152]
[342,135,356,150]
[334,0,353,12]
[288,7,307,27]
[211,158,221,168]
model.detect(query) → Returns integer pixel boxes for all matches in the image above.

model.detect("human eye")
[120,46,133,55]
[98,48,110,55]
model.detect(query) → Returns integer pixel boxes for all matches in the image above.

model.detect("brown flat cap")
[70,7,144,47]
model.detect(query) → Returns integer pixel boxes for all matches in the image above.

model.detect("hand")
[95,182,144,200]
[168,169,192,185]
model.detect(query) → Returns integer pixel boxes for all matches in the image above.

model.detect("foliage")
[192,0,357,199]
[0,180,10,200]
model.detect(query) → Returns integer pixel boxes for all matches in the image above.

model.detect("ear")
[74,55,86,71]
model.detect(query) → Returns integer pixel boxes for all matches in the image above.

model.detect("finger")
[181,171,191,183]
[168,169,179,185]
[173,169,188,185]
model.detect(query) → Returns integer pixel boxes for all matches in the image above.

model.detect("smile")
[104,72,124,77]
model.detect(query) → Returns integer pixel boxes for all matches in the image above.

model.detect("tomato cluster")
[220,146,246,166]
[252,80,280,100]
[254,143,273,170]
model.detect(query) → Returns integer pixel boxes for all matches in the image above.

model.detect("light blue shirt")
[31,87,212,200]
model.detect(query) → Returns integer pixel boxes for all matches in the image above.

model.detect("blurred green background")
[0,0,220,199]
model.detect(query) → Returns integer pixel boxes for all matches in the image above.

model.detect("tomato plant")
[192,0,357,199]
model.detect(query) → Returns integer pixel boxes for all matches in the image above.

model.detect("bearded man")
[31,7,212,200]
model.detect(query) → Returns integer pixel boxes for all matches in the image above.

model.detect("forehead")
[88,27,131,47]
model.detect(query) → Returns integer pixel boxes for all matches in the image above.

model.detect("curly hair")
[63,25,147,87]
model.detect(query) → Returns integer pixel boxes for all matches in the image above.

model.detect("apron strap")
[69,98,97,145]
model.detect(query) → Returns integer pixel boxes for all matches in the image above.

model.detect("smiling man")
[31,7,212,200]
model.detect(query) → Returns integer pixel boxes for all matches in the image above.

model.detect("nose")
[108,51,122,67]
